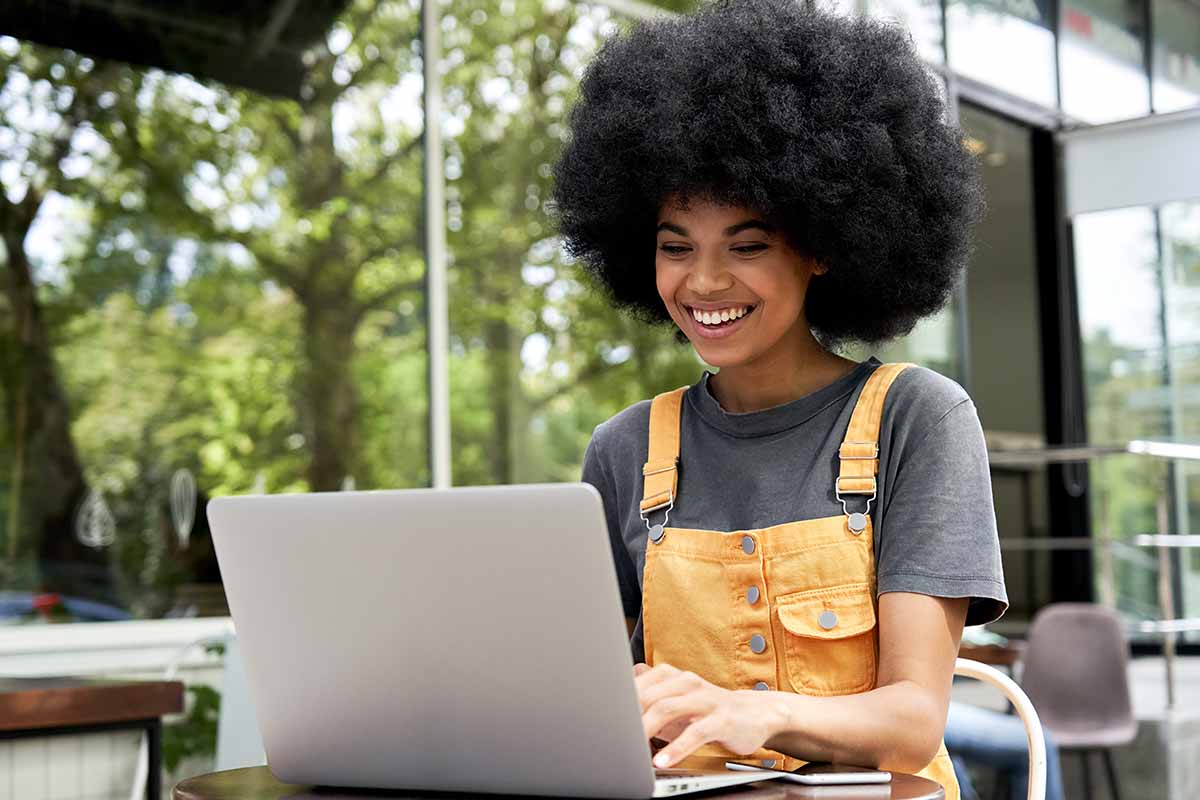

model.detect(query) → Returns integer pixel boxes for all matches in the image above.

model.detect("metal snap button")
[848,512,867,534]
[818,610,838,630]
[761,760,776,768]
[746,586,760,605]
[753,681,770,691]
[741,535,755,555]
[649,524,665,543]
[749,634,767,654]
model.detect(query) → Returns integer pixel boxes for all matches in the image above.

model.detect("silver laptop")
[207,483,782,798]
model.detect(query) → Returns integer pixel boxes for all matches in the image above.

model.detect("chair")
[954,658,1047,800]
[1020,603,1136,800]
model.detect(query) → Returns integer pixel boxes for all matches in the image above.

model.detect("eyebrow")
[656,219,777,237]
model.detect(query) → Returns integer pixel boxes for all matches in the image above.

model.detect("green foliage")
[4,0,1194,625]
[0,1,704,611]
[163,683,222,773]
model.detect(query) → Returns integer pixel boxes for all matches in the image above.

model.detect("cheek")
[752,264,809,325]
[654,262,678,309]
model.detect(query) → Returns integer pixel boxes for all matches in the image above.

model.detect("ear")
[811,259,829,276]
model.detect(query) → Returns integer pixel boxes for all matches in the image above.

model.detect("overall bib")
[637,362,959,798]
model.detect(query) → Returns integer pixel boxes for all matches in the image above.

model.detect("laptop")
[207,483,783,798]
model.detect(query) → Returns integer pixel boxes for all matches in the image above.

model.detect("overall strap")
[640,387,688,515]
[837,362,914,500]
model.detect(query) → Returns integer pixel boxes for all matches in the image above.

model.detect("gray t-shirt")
[581,356,1008,664]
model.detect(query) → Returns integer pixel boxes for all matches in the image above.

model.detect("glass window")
[0,6,428,621]
[1152,0,1200,112]
[1073,204,1200,638]
[441,0,702,487]
[946,0,1059,109]
[1059,0,1151,122]
[958,103,1048,621]
[822,0,946,64]
[842,308,963,381]
[1160,201,1200,629]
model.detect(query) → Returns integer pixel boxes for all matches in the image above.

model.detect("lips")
[682,303,758,340]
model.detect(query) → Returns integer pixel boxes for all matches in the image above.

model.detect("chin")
[689,343,751,369]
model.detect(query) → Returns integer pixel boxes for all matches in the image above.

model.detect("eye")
[658,244,690,255]
[732,244,768,254]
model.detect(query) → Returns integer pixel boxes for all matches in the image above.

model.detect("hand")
[633,662,782,768]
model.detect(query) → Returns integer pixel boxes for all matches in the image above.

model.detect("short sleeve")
[876,399,1009,626]
[581,430,642,620]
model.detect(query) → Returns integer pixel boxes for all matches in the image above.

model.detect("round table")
[173,766,945,800]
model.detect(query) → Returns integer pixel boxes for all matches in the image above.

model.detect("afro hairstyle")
[551,0,985,346]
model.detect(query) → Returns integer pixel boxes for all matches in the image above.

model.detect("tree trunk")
[0,226,99,599]
[300,301,360,491]
[482,316,520,484]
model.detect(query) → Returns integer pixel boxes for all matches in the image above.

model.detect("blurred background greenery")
[0,0,1197,632]
[0,0,713,617]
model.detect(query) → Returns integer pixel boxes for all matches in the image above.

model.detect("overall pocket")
[775,582,878,696]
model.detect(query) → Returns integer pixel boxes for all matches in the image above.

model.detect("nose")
[685,253,735,295]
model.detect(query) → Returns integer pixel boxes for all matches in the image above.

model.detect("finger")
[642,692,710,742]
[653,718,690,745]
[633,662,650,677]
[637,669,706,714]
[633,662,679,694]
[652,716,719,769]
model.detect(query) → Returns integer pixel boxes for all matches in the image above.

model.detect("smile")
[683,304,758,339]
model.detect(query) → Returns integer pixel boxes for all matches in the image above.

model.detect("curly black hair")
[551,0,985,345]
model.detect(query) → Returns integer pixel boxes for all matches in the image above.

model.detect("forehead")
[656,196,776,237]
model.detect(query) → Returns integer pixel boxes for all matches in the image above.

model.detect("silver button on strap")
[639,493,674,545]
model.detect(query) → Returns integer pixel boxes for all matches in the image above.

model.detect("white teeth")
[691,306,751,325]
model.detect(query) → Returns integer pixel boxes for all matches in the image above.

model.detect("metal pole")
[1156,496,1176,711]
[422,0,451,488]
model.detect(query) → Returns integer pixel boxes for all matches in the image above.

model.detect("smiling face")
[654,196,826,369]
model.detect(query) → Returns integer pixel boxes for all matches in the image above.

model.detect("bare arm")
[761,592,967,772]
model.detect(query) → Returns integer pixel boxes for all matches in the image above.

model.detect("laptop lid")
[208,483,658,798]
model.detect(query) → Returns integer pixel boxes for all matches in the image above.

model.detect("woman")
[553,1,1007,797]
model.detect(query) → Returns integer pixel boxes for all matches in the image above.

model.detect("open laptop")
[207,483,783,798]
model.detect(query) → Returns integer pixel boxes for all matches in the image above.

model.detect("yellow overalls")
[637,362,959,798]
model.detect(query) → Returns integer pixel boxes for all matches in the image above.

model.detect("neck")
[707,326,859,413]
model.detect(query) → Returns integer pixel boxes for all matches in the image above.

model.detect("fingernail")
[654,753,669,767]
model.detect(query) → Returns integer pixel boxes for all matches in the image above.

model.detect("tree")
[0,0,707,612]
[98,0,428,492]
[442,0,702,485]
[0,45,131,599]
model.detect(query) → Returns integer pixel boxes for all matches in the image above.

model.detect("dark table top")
[173,767,945,800]
[0,676,184,731]
[958,642,1025,668]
